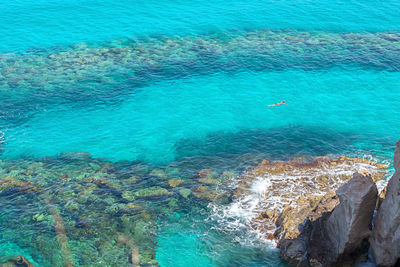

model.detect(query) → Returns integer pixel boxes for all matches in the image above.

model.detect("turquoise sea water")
[0,0,400,266]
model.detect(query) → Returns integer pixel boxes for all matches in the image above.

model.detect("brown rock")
[3,255,35,267]
[278,192,339,265]
[94,178,109,187]
[375,185,387,210]
[168,178,184,188]
[116,233,140,266]
[275,195,325,240]
[198,177,219,184]
[197,169,212,178]
[0,177,40,193]
[191,185,228,202]
[60,174,69,181]
[235,155,387,252]
[357,169,369,176]
[193,185,208,193]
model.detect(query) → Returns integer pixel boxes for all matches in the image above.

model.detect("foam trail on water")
[208,156,389,247]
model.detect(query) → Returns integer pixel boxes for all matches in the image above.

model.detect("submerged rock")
[149,169,168,178]
[192,185,229,203]
[178,188,191,198]
[0,154,171,266]
[196,169,213,178]
[32,213,47,222]
[198,177,220,184]
[370,139,400,266]
[116,234,140,266]
[168,178,184,188]
[122,190,136,201]
[0,177,40,193]
[133,186,172,198]
[1,255,35,267]
[2,29,400,108]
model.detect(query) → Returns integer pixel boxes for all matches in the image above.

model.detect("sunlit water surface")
[0,0,399,266]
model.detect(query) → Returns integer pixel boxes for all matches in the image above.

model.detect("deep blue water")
[0,0,399,266]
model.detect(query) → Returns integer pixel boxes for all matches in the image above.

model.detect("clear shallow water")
[2,68,399,163]
[0,0,400,266]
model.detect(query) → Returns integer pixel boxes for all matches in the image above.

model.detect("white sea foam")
[208,156,390,248]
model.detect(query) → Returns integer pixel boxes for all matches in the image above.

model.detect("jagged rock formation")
[278,172,378,266]
[233,156,387,243]
[278,192,339,265]
[307,172,378,266]
[232,155,390,266]
[370,139,400,266]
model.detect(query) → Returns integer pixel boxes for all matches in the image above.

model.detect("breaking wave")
[208,155,390,247]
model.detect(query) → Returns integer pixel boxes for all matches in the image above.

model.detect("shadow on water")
[175,125,359,159]
[166,125,397,179]
[0,77,146,126]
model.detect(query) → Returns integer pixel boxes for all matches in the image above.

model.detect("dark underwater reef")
[1,29,400,123]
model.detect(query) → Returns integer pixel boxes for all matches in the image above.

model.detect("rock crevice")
[278,172,378,266]
[232,154,390,266]
[370,139,400,267]
[274,139,400,267]
[308,172,378,266]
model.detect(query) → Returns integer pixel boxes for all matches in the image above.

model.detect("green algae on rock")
[168,178,184,188]
[133,186,172,198]
[178,188,191,198]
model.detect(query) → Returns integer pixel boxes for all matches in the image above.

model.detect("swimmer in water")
[267,100,287,107]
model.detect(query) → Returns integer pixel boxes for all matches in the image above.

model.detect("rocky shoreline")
[232,140,399,266]
[0,143,398,266]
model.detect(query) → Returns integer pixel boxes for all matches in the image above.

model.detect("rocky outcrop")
[278,172,378,266]
[308,172,378,266]
[278,192,339,265]
[370,139,400,266]
[233,156,387,243]
[229,155,388,266]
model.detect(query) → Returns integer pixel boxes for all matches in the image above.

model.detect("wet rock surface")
[231,155,389,266]
[234,156,387,240]
[370,139,400,267]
